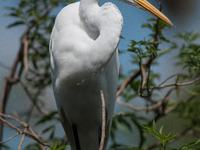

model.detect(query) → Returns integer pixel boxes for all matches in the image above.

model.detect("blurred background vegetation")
[0,0,200,149]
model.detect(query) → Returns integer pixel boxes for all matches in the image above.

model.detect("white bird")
[49,0,173,149]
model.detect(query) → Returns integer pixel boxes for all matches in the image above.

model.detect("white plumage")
[49,0,172,149]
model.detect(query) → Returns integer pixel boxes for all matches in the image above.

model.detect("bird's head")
[119,0,174,26]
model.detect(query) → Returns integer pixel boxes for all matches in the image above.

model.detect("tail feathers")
[98,125,102,146]
[72,124,81,150]
[60,108,76,150]
[60,108,111,150]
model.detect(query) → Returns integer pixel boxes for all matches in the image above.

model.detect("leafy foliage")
[172,31,200,74]
[2,1,200,150]
[128,40,161,58]
[141,121,200,150]
[112,17,200,150]
[49,142,69,150]
[177,139,200,150]
[2,0,75,149]
[141,18,171,43]
[141,121,176,150]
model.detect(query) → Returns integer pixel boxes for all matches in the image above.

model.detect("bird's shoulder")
[54,2,82,31]
[50,2,94,52]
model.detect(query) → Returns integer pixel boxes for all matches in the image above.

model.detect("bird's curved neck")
[78,0,122,74]
[79,0,100,15]
[80,0,100,5]
[79,0,100,31]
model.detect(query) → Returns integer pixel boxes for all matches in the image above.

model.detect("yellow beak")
[133,0,173,26]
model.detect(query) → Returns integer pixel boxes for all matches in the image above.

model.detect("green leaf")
[0,144,10,150]
[35,111,58,125]
[159,125,163,134]
[7,21,25,28]
[194,138,200,145]
[4,6,18,11]
[56,145,69,150]
[42,125,55,134]
[152,135,163,143]
[147,18,157,22]
[4,13,19,17]
[141,23,153,30]
[152,120,157,131]
[191,31,200,41]
[53,142,57,149]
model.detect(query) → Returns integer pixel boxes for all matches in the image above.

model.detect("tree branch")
[0,113,51,148]
[0,133,19,144]
[99,90,106,150]
[117,70,140,97]
[117,87,174,112]
[19,80,49,115]
[151,76,200,90]
[18,127,27,150]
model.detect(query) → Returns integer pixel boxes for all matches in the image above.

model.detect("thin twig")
[0,133,19,144]
[99,90,106,150]
[156,74,177,87]
[19,79,49,115]
[164,95,196,115]
[28,125,46,150]
[146,67,151,96]
[0,112,28,127]
[113,112,125,118]
[117,87,174,112]
[0,115,51,147]
[0,3,56,143]
[116,96,160,112]
[117,70,140,97]
[139,58,144,95]
[0,111,46,149]
[18,127,27,150]
[151,76,200,89]
[22,33,29,77]
[0,31,27,143]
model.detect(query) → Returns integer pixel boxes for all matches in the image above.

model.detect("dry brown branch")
[156,74,177,87]
[0,133,19,144]
[99,90,106,150]
[0,31,27,143]
[117,87,174,112]
[117,70,140,97]
[27,125,45,150]
[113,112,125,118]
[117,74,200,112]
[140,63,148,91]
[146,66,151,96]
[18,127,27,150]
[0,112,46,149]
[0,114,51,148]
[0,112,27,127]
[19,80,49,115]
[116,54,158,98]
[23,33,29,77]
[151,76,200,90]
[117,2,164,100]
[0,3,56,144]
[179,86,199,96]
[164,95,196,115]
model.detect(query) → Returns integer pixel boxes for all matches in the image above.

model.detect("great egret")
[49,0,172,149]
